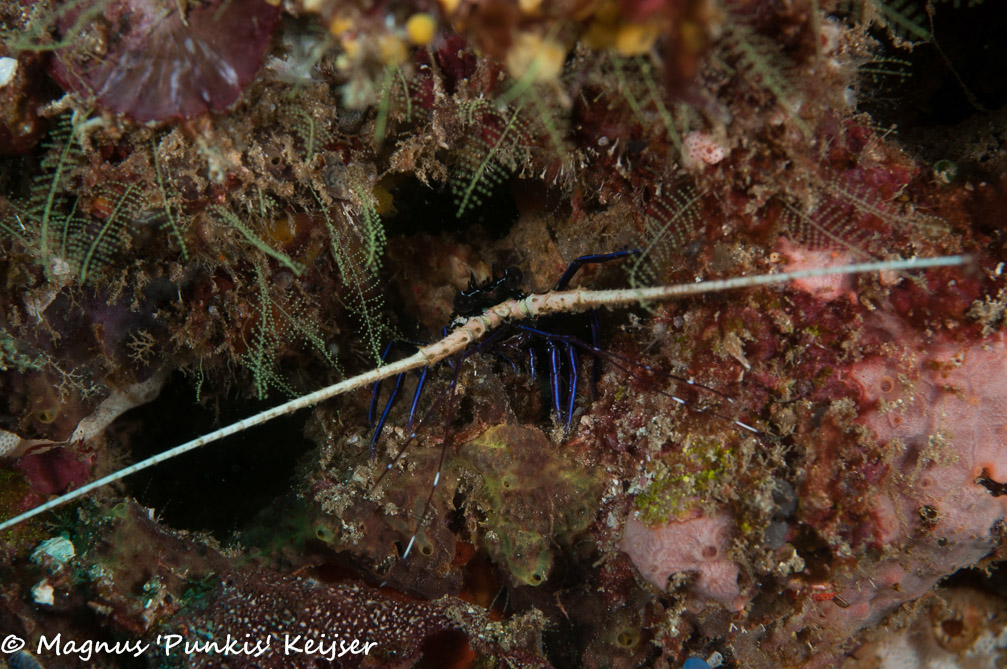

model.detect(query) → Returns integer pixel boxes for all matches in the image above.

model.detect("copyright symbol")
[1,634,25,653]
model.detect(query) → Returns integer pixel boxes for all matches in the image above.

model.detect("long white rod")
[0,254,968,533]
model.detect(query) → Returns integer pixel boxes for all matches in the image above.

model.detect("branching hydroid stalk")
[0,255,968,533]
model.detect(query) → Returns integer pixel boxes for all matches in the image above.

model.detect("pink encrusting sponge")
[849,330,1007,564]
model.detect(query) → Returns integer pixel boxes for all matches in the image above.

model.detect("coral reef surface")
[1,0,1006,667]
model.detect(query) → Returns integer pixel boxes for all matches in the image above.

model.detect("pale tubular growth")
[0,255,968,533]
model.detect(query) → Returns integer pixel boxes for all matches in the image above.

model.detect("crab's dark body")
[453,266,524,320]
[369,251,637,457]
[366,250,637,561]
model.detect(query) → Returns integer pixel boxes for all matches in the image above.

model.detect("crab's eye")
[454,293,476,314]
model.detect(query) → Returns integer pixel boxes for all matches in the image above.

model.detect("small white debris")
[23,257,74,321]
[31,536,76,565]
[31,580,55,606]
[0,57,17,88]
[70,370,167,443]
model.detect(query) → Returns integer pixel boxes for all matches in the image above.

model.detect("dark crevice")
[109,372,315,538]
[975,468,1007,497]
[381,175,520,239]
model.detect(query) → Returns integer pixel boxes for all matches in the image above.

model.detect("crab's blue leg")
[551,342,567,421]
[528,347,536,381]
[368,384,381,427]
[554,249,641,291]
[369,371,405,459]
[518,325,761,434]
[368,341,398,426]
[400,343,482,563]
[565,342,578,431]
[372,370,454,492]
[495,350,520,373]
[407,366,429,430]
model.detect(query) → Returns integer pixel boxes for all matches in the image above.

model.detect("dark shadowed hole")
[942,618,964,638]
[381,175,519,239]
[855,2,1007,160]
[975,468,1007,497]
[417,629,472,669]
[940,560,1007,600]
[109,372,315,539]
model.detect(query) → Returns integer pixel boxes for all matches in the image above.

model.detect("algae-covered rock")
[460,424,604,586]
